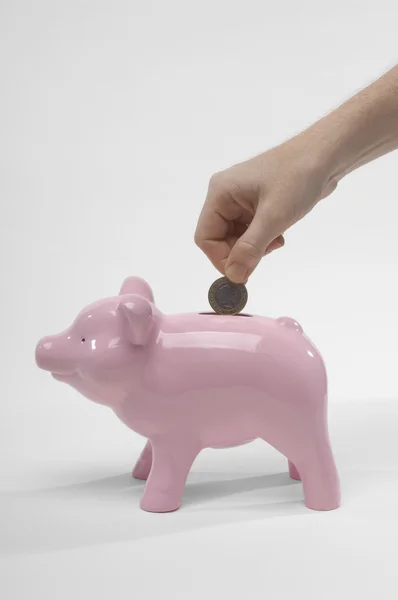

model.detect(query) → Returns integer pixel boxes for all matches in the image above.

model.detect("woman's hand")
[195,137,336,283]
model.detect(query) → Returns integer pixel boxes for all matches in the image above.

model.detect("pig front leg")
[132,440,153,481]
[140,438,200,513]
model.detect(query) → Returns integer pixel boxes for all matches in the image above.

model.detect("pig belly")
[176,388,269,449]
[211,438,255,449]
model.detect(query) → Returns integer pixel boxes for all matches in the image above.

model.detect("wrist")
[299,117,357,185]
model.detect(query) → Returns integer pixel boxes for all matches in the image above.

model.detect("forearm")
[303,65,398,183]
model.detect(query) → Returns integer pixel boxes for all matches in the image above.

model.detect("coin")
[208,276,248,315]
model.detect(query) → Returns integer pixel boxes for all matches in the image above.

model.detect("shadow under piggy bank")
[3,399,398,556]
[0,470,306,555]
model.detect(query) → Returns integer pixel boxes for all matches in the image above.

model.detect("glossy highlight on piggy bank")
[35,276,340,513]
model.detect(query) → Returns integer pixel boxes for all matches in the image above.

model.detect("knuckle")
[237,239,262,259]
[194,229,203,248]
[208,171,227,193]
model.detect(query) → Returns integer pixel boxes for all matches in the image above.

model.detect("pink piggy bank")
[35,276,340,513]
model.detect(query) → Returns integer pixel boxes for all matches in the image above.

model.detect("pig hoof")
[140,496,181,513]
[305,499,341,511]
[303,486,341,511]
[132,467,150,481]
[132,473,148,481]
[141,504,180,513]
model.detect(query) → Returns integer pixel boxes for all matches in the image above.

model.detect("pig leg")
[140,438,200,513]
[132,440,153,481]
[296,439,340,511]
[288,460,301,481]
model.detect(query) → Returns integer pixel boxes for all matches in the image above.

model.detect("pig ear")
[117,294,155,346]
[119,277,154,304]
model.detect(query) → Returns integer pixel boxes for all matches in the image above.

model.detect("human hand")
[194,136,337,283]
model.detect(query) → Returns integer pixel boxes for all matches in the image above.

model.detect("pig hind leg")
[282,420,340,511]
[296,438,340,511]
[288,460,301,480]
[259,410,340,510]
[132,440,153,481]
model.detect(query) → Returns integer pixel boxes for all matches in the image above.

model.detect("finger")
[194,208,231,273]
[194,190,249,273]
[200,223,254,274]
[225,204,282,283]
[265,234,285,255]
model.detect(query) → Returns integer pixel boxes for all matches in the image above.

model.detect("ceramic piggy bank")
[35,276,340,513]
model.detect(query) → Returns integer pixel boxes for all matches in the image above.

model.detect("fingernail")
[265,239,284,255]
[225,263,248,283]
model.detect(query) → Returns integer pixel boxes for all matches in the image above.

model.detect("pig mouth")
[51,372,77,382]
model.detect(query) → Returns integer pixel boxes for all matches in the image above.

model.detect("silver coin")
[208,277,248,315]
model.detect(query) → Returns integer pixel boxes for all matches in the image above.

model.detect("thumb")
[225,206,280,283]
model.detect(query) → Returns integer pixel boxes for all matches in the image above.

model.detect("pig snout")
[35,334,76,375]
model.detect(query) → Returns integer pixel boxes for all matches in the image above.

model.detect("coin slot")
[199,312,253,317]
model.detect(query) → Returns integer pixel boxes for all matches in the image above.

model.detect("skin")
[195,64,398,283]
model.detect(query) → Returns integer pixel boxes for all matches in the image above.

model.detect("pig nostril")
[81,338,86,343]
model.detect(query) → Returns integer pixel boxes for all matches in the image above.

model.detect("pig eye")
[81,337,86,343]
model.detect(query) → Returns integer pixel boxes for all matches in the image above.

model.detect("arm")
[305,64,398,183]
[195,65,398,283]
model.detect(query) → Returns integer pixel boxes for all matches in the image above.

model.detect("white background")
[1,0,397,598]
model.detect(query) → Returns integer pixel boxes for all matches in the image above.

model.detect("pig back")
[143,312,326,404]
